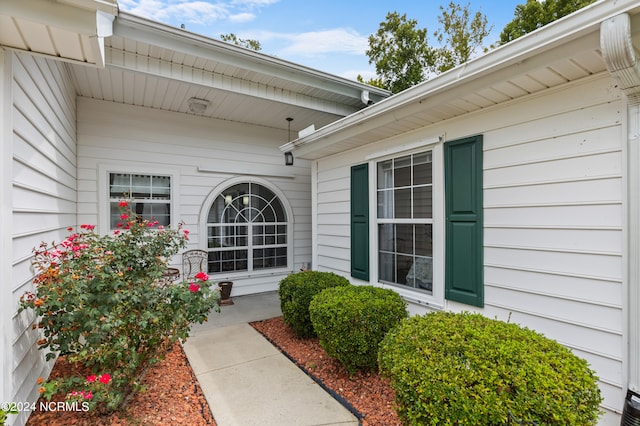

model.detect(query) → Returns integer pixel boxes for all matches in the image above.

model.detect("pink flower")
[119,201,128,207]
[189,283,200,293]
[120,214,128,220]
[195,272,209,281]
[80,224,95,230]
[98,373,111,384]
[83,391,93,399]
[67,227,74,232]
[113,230,121,235]
[86,375,97,383]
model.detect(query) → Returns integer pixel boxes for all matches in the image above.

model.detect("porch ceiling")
[66,12,389,134]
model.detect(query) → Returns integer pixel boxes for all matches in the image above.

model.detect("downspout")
[601,13,640,398]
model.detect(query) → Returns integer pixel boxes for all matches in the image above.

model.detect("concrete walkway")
[182,292,359,426]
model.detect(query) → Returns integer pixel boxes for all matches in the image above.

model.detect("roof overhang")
[281,0,640,160]
[0,0,117,67]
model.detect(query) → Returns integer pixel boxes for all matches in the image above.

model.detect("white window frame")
[368,139,446,309]
[200,176,294,279]
[98,164,180,234]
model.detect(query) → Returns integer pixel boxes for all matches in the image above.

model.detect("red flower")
[86,375,97,383]
[119,201,128,207]
[98,373,111,384]
[189,283,200,293]
[195,271,209,281]
[120,214,128,220]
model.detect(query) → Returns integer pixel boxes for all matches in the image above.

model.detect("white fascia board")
[280,0,640,157]
[113,12,390,104]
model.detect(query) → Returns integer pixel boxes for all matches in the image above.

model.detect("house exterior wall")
[3,51,77,426]
[76,97,312,296]
[313,74,625,424]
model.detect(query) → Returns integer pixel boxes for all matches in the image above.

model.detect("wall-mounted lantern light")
[284,152,294,166]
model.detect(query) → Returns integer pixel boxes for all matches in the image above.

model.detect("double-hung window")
[377,151,433,293]
[108,173,171,229]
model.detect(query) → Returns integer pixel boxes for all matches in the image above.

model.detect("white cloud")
[229,12,256,23]
[119,0,269,25]
[254,28,368,58]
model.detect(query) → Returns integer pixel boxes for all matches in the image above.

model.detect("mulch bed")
[24,316,400,425]
[25,342,215,426]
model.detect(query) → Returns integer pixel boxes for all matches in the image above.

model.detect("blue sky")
[118,0,524,81]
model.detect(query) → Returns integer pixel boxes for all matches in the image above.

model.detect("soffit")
[0,0,117,67]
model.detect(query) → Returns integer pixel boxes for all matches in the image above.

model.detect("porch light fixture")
[285,117,294,166]
[284,151,294,166]
[188,97,210,114]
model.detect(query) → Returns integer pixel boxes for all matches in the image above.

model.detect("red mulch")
[251,316,401,426]
[25,342,215,426]
[25,316,401,425]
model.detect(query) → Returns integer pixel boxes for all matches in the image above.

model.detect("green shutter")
[444,135,483,307]
[351,164,369,280]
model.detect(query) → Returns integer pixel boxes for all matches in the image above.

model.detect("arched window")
[206,182,288,273]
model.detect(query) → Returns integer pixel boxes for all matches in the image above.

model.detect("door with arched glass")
[206,182,288,273]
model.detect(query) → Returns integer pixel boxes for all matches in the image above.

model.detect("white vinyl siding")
[77,98,311,296]
[314,74,624,422]
[6,52,77,426]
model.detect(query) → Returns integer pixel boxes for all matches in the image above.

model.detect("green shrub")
[278,271,350,337]
[309,285,407,374]
[378,311,603,425]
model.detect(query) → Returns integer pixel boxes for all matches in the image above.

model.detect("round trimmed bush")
[378,311,603,425]
[309,285,407,374]
[278,271,350,337]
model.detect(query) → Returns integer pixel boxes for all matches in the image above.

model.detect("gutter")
[601,12,640,396]
[280,0,640,157]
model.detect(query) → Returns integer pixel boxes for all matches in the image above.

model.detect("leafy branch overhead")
[364,0,596,93]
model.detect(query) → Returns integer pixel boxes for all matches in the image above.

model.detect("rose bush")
[19,201,220,412]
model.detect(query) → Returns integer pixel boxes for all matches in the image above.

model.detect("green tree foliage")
[220,33,262,51]
[499,0,597,44]
[366,12,434,94]
[366,4,490,93]
[433,2,491,74]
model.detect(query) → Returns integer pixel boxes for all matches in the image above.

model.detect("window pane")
[394,156,412,188]
[396,255,413,285]
[396,224,414,256]
[408,256,433,291]
[413,153,432,185]
[131,175,151,198]
[378,224,394,252]
[413,186,433,218]
[377,160,393,189]
[394,188,411,218]
[379,252,395,283]
[415,224,433,257]
[110,173,130,198]
[377,189,393,218]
